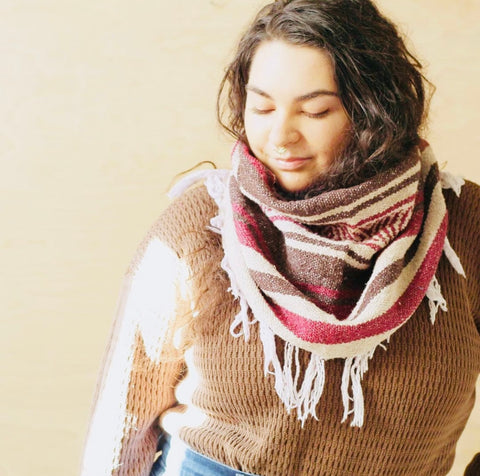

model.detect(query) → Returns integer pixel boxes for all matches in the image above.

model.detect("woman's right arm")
[80,234,191,476]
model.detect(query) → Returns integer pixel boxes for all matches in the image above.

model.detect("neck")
[274,182,327,201]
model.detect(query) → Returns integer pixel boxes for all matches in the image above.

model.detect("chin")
[279,174,323,193]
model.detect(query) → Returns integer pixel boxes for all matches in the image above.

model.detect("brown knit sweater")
[81,181,480,476]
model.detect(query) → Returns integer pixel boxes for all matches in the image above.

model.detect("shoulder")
[444,179,480,234]
[155,184,217,241]
[126,185,219,276]
[448,179,480,202]
[443,179,480,286]
[440,179,480,331]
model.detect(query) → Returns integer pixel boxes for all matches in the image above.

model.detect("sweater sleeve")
[461,181,480,333]
[80,234,191,475]
[445,180,480,476]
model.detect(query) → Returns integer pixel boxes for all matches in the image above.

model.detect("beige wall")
[0,1,478,475]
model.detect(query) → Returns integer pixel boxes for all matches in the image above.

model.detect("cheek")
[244,114,267,150]
[315,117,350,152]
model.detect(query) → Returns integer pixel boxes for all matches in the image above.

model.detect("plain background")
[0,1,478,475]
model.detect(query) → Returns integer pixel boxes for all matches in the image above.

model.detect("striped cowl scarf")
[169,140,465,427]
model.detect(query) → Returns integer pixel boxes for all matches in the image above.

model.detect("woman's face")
[244,40,350,193]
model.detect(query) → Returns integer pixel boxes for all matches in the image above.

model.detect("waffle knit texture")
[81,178,480,476]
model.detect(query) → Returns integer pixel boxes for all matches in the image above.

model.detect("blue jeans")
[150,434,259,476]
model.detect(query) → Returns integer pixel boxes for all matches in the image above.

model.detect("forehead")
[248,40,338,97]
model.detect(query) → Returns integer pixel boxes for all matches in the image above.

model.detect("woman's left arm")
[80,236,191,476]
[448,180,480,475]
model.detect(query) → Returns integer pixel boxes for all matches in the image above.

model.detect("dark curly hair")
[217,0,432,190]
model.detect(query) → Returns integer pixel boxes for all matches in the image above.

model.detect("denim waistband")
[150,434,259,476]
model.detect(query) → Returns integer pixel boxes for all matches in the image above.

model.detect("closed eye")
[303,109,329,119]
[251,107,274,114]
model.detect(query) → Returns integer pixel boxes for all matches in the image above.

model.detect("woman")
[81,1,480,475]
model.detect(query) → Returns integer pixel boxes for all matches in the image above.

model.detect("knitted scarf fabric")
[169,140,464,427]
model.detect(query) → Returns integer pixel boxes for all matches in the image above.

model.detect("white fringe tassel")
[440,170,465,197]
[425,235,466,325]
[259,322,325,427]
[443,237,466,277]
[228,289,257,341]
[341,349,376,428]
[425,275,448,324]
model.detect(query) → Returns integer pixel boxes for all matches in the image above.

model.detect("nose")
[269,111,300,149]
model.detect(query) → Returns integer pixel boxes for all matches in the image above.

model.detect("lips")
[273,157,312,171]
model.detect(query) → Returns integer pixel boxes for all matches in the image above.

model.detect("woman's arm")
[445,180,480,475]
[81,237,190,476]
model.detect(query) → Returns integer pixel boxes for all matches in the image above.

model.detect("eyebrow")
[246,84,339,101]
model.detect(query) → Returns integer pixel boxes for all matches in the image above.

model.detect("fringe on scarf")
[169,167,466,428]
[259,320,326,427]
